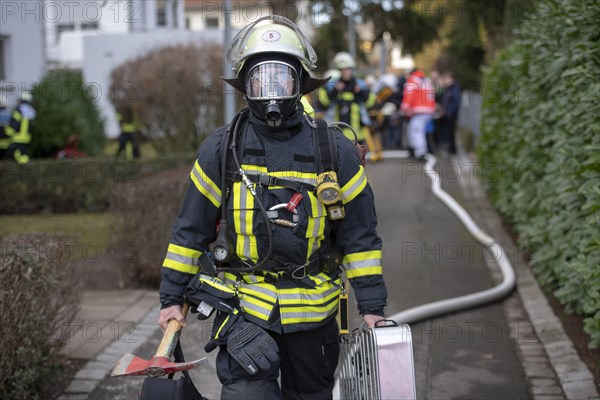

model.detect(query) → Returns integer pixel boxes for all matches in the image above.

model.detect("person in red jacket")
[400,69,436,160]
[56,134,87,159]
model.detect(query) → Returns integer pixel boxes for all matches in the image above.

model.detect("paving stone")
[530,378,558,387]
[95,352,121,363]
[560,369,594,383]
[65,379,98,393]
[562,380,599,400]
[58,395,89,400]
[553,357,586,374]
[82,290,145,305]
[74,367,109,380]
[76,305,128,320]
[526,366,557,378]
[531,385,564,395]
[115,304,156,323]
[544,341,576,357]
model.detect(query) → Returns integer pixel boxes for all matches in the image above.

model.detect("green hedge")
[0,233,79,400]
[0,154,196,214]
[478,0,600,348]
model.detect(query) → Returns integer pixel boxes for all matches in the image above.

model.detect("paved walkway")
[59,290,161,399]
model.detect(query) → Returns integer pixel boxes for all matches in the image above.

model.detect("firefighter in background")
[317,52,376,145]
[0,99,11,160]
[365,73,402,162]
[4,91,36,164]
[401,69,436,161]
[314,69,340,121]
[157,16,387,399]
[115,105,141,159]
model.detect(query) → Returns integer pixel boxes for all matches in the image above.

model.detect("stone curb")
[58,306,160,400]
[457,153,599,400]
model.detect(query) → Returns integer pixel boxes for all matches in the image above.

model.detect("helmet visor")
[246,62,299,101]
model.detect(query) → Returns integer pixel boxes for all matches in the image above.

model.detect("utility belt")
[210,245,343,282]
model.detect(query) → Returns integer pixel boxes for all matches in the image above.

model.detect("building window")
[157,0,167,27]
[206,17,218,28]
[172,1,178,28]
[81,22,99,31]
[56,23,75,43]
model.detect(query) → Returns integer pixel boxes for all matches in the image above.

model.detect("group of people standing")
[311,54,462,162]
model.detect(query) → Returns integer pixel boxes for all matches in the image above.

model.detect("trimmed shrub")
[109,167,190,288]
[0,233,80,400]
[478,0,600,348]
[0,154,196,214]
[31,70,105,158]
[109,43,231,153]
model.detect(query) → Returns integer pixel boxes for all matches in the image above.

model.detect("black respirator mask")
[245,61,301,128]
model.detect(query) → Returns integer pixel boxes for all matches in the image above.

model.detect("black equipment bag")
[139,342,206,400]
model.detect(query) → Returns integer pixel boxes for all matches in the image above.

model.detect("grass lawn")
[0,213,115,261]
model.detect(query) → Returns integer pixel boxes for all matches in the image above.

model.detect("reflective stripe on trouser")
[407,114,432,157]
[11,144,30,164]
[216,318,339,400]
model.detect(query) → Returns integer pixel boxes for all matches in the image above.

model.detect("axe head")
[111,353,206,377]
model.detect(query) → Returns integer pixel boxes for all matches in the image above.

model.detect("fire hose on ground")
[388,153,516,325]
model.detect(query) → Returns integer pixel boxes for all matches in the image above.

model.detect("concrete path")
[58,153,598,400]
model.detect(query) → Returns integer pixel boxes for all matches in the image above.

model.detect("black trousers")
[443,117,457,154]
[216,318,340,400]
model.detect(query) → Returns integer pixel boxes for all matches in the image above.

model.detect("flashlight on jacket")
[316,171,342,204]
[316,171,345,220]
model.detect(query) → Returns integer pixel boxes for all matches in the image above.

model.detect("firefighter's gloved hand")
[226,318,279,375]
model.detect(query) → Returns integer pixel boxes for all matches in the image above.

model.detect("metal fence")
[457,90,482,144]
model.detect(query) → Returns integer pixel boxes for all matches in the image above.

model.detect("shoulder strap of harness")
[314,118,338,174]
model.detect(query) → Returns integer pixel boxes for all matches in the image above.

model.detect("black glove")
[204,311,279,375]
[226,318,279,375]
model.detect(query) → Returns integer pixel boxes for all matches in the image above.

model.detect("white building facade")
[0,0,46,105]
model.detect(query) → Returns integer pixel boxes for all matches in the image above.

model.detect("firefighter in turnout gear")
[317,52,376,144]
[115,105,141,160]
[158,16,387,399]
[4,92,36,164]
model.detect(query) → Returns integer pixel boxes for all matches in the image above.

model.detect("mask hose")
[218,109,273,272]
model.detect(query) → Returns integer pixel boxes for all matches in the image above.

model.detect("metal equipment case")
[338,323,416,399]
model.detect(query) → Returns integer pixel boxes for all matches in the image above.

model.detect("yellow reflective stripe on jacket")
[279,279,341,324]
[121,122,137,133]
[340,92,355,101]
[306,191,326,260]
[11,112,31,144]
[301,96,314,117]
[280,299,340,324]
[190,161,221,207]
[341,165,367,204]
[233,278,277,322]
[198,274,236,295]
[278,284,340,305]
[365,91,377,109]
[223,272,342,325]
[318,87,330,107]
[342,250,382,278]
[162,243,201,274]
[233,181,258,262]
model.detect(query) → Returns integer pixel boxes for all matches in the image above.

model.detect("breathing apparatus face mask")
[245,61,300,128]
